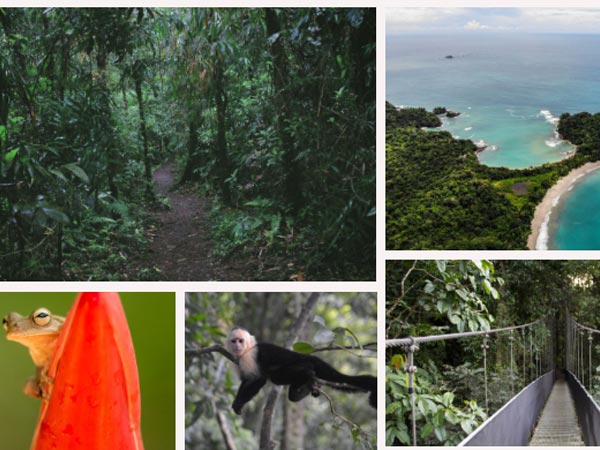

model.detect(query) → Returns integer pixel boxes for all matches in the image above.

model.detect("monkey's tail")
[313,359,377,408]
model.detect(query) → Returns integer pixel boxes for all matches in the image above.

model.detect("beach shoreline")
[528,161,600,250]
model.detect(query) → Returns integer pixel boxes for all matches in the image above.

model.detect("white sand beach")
[528,161,600,250]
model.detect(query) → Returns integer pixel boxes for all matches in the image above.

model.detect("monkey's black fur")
[232,342,377,414]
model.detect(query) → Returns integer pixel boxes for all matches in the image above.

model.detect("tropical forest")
[386,102,600,249]
[185,292,377,450]
[386,259,600,445]
[0,8,375,280]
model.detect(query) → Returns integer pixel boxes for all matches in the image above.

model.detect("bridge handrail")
[571,318,600,335]
[386,317,547,446]
[386,319,540,347]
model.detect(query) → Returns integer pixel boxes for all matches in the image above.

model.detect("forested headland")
[0,8,375,280]
[386,101,600,249]
[386,260,600,445]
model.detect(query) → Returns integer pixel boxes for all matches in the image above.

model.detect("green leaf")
[434,426,447,442]
[386,401,402,414]
[424,280,435,294]
[4,147,19,163]
[41,207,70,225]
[445,409,459,424]
[396,429,411,445]
[292,342,314,353]
[442,391,454,406]
[63,163,90,184]
[49,169,68,183]
[460,419,474,434]
[0,125,6,141]
[421,422,434,438]
[436,260,447,273]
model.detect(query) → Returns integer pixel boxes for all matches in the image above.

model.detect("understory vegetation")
[386,102,600,249]
[0,8,375,280]
[386,260,600,446]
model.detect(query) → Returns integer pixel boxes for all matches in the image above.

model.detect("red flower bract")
[31,292,144,450]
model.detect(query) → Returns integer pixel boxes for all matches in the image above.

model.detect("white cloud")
[386,8,466,33]
[520,9,600,32]
[386,7,600,35]
[464,20,489,31]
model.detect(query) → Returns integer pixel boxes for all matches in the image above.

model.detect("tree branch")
[186,345,236,364]
[316,387,373,448]
[216,410,238,450]
[311,342,377,354]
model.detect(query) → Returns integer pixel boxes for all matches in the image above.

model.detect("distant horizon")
[388,31,600,37]
[387,8,600,35]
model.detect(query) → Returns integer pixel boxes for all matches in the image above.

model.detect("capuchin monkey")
[225,327,377,414]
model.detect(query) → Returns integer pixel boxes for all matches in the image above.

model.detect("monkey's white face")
[226,328,256,358]
[228,333,247,356]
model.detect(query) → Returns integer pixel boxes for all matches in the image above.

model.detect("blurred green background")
[0,292,175,450]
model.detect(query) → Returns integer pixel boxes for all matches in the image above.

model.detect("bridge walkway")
[529,378,584,446]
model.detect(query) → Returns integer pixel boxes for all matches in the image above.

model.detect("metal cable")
[386,320,540,347]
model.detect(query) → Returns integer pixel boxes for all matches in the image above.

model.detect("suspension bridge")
[386,313,600,446]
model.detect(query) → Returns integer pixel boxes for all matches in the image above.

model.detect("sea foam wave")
[539,109,571,149]
[539,109,559,126]
[545,133,562,148]
[536,194,562,250]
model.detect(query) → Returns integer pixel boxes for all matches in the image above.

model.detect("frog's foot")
[23,374,54,400]
[23,378,43,399]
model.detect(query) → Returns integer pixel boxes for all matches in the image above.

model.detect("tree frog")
[2,307,65,399]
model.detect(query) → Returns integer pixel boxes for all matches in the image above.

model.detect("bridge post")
[521,329,526,384]
[580,330,584,384]
[404,337,418,446]
[509,330,514,395]
[530,332,533,382]
[589,331,593,391]
[482,334,489,413]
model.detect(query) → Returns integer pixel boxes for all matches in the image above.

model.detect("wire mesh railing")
[386,318,553,446]
[567,313,600,393]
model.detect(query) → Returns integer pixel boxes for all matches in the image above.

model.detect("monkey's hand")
[232,402,244,415]
[311,381,321,398]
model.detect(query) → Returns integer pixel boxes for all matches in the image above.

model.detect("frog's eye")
[32,308,52,326]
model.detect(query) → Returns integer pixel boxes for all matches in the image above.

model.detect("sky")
[386,8,600,34]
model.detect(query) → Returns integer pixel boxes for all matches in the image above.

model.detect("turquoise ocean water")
[548,170,600,249]
[387,33,600,249]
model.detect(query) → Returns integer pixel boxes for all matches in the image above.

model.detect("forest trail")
[147,161,216,280]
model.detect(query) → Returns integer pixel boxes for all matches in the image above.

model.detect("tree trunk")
[0,61,8,154]
[58,35,70,101]
[214,55,231,204]
[265,9,302,214]
[96,49,119,199]
[134,69,153,200]
[181,115,201,184]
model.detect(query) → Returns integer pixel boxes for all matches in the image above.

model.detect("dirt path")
[147,162,216,280]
